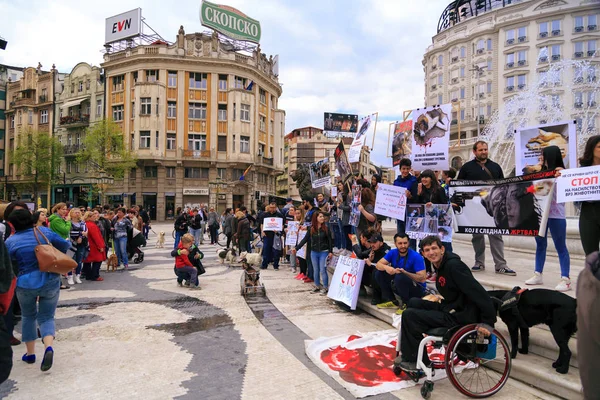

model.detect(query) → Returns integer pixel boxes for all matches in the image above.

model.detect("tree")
[77,118,137,179]
[12,129,63,205]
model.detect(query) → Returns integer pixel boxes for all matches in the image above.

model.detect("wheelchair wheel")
[445,324,511,398]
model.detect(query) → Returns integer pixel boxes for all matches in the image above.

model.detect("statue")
[290,164,314,200]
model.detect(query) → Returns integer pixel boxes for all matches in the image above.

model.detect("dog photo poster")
[310,157,331,189]
[411,104,451,171]
[391,120,412,167]
[348,113,377,163]
[515,120,577,175]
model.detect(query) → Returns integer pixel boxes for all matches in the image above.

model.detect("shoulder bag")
[34,227,77,275]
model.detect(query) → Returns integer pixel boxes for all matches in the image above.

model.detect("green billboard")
[200,1,261,43]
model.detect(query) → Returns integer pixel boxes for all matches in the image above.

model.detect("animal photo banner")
[324,112,358,138]
[411,104,451,170]
[515,120,577,175]
[392,120,412,167]
[449,171,556,236]
[334,141,353,184]
[405,204,454,241]
[327,256,365,310]
[348,113,377,163]
[310,157,331,189]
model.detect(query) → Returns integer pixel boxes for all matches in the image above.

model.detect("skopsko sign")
[200,1,261,43]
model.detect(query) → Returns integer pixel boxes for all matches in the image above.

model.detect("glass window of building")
[184,168,200,179]
[96,99,102,118]
[112,105,124,121]
[438,94,443,104]
[240,104,251,122]
[140,131,151,148]
[589,15,597,29]
[166,167,176,178]
[588,40,597,54]
[551,20,561,34]
[146,70,159,83]
[460,46,466,58]
[259,89,266,104]
[460,87,465,98]
[167,133,176,150]
[240,136,250,153]
[141,98,152,115]
[188,134,206,151]
[260,115,266,131]
[188,102,207,120]
[217,168,226,179]
[487,39,492,50]
[507,52,515,65]
[218,74,228,90]
[189,72,208,89]
[506,29,515,43]
[460,109,465,120]
[234,76,245,89]
[167,102,176,118]
[40,109,48,124]
[217,136,227,152]
[112,75,124,91]
[518,74,527,88]
[517,50,527,64]
[438,54,443,66]
[218,104,227,121]
[144,166,157,178]
[539,22,548,36]
[460,66,465,77]
[438,74,443,85]
[575,16,584,30]
[78,81,83,92]
[168,71,177,87]
[487,82,492,93]
[518,27,527,40]
[506,76,515,89]
[200,168,209,179]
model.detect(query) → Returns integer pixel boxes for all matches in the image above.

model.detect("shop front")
[182,188,209,212]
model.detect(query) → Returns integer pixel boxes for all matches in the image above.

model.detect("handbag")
[33,227,77,275]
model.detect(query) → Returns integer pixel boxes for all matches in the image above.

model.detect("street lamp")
[89,170,115,206]
[470,65,486,137]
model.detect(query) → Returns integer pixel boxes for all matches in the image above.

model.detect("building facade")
[423,0,599,170]
[0,64,24,196]
[101,27,285,220]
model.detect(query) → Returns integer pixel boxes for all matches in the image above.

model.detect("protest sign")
[374,183,407,221]
[262,217,283,232]
[324,112,358,138]
[334,141,353,183]
[296,230,307,259]
[449,171,555,236]
[405,204,454,241]
[392,120,412,167]
[331,186,338,198]
[310,157,330,189]
[411,104,451,170]
[327,256,365,310]
[556,165,600,203]
[349,184,362,227]
[348,113,377,163]
[285,221,299,246]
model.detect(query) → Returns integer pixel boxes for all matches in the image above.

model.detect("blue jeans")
[337,220,347,250]
[535,218,570,277]
[311,250,329,288]
[68,245,86,276]
[174,231,184,249]
[16,274,60,342]
[143,224,150,240]
[261,235,280,269]
[376,270,424,304]
[114,236,129,266]
[189,228,202,246]
[331,221,342,249]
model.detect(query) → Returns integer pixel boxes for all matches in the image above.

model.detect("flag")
[239,165,252,180]
[245,80,254,91]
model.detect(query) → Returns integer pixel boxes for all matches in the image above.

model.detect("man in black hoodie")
[398,235,496,371]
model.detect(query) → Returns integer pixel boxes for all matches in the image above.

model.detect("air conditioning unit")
[552,54,561,61]
[539,56,548,62]
[506,62,514,68]
[518,84,526,90]
[574,102,583,108]
[589,24,597,31]
[518,36,527,42]
[506,38,514,45]
[575,51,584,58]
[518,59,526,66]
[539,31,548,38]
[575,26,584,32]
[507,86,514,91]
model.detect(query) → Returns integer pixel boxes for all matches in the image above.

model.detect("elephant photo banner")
[334,141,353,184]
[348,113,377,163]
[515,120,577,175]
[411,104,451,170]
[449,171,555,236]
[310,157,331,189]
[391,120,412,167]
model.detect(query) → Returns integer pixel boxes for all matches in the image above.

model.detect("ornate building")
[0,63,24,194]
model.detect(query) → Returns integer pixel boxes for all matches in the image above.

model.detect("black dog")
[488,288,577,374]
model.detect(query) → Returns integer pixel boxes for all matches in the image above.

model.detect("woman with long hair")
[579,135,600,255]
[415,169,448,205]
[82,211,106,282]
[66,208,88,285]
[32,209,48,228]
[293,211,333,295]
[524,146,571,291]
[48,203,71,290]
[113,208,132,270]
[357,187,377,240]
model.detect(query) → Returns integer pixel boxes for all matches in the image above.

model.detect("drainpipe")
[48,67,56,208]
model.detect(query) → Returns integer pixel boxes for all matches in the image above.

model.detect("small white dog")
[217,248,237,264]
[239,251,262,266]
[156,231,166,248]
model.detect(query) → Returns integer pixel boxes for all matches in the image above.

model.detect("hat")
[368,234,383,243]
[286,197,292,202]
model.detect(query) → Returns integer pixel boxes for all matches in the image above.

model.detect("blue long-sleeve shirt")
[6,227,71,278]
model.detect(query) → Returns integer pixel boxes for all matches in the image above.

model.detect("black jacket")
[296,228,333,253]
[416,186,448,205]
[352,242,371,260]
[457,159,504,181]
[190,214,202,230]
[174,213,190,234]
[435,252,496,327]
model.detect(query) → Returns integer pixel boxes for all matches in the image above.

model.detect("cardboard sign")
[411,104,451,170]
[331,186,338,198]
[327,256,365,310]
[296,230,308,259]
[556,165,600,203]
[263,217,283,232]
[285,221,300,246]
[374,183,407,221]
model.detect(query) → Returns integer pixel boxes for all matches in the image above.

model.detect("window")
[112,75,124,91]
[217,136,227,152]
[167,102,176,118]
[66,160,73,173]
[218,74,228,90]
[506,76,515,89]
[166,167,176,178]
[28,111,32,124]
[86,79,90,90]
[460,109,465,120]
[232,135,236,152]
[588,40,597,55]
[131,102,135,118]
[487,60,493,70]
[575,41,584,53]
[258,143,265,156]
[517,50,527,63]
[460,66,465,77]
[477,39,484,51]
[551,19,561,34]
[78,81,83,92]
[487,82,492,93]
[460,87,465,99]
[437,54,443,66]
[507,52,515,65]
[487,39,492,50]
[141,98,151,115]
[146,70,159,83]
[240,104,250,122]
[188,134,206,151]
[551,44,561,59]
[96,99,102,118]
[270,121,274,134]
[518,26,526,40]
[438,94,443,104]
[40,109,48,124]
[155,131,159,148]
[234,76,245,89]
[260,115,266,131]
[589,14,598,30]
[189,72,208,89]
[168,71,177,87]
[10,116,14,129]
[271,95,276,109]
[460,46,466,58]
[71,83,75,93]
[438,74,443,85]
[218,104,227,121]
[144,166,158,178]
[539,21,548,36]
[188,102,207,120]
[184,168,200,179]
[518,74,527,89]
[506,29,515,42]
[156,97,159,115]
[167,133,176,150]
[217,168,226,179]
[233,103,236,121]
[240,136,250,153]
[112,105,124,121]
[575,16,584,30]
[487,105,492,116]
[139,131,151,148]
[574,91,583,106]
[259,89,266,104]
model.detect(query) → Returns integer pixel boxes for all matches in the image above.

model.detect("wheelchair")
[393,324,512,399]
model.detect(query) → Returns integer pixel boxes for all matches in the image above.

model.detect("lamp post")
[470,65,486,137]
[89,169,115,207]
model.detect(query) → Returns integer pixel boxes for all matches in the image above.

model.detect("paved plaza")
[0,222,573,399]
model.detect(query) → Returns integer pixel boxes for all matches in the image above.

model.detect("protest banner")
[349,184,362,227]
[374,183,407,221]
[327,256,365,310]
[285,221,299,246]
[391,120,412,166]
[262,217,283,232]
[515,120,577,175]
[331,186,338,198]
[296,230,307,259]
[348,113,377,163]
[411,104,451,170]
[324,112,358,138]
[334,141,353,183]
[449,171,556,236]
[310,157,331,189]
[405,204,454,241]
[556,165,600,203]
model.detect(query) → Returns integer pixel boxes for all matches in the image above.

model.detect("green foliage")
[12,128,63,185]
[77,118,137,179]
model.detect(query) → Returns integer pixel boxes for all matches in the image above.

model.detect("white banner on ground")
[310,157,331,188]
[285,221,299,246]
[296,230,307,259]
[327,256,364,310]
[348,113,377,163]
[374,183,407,221]
[410,104,451,170]
[263,217,283,231]
[556,165,600,203]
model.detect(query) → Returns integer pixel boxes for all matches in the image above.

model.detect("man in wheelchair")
[398,235,496,372]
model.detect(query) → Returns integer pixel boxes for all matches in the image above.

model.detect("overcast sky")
[0,0,449,168]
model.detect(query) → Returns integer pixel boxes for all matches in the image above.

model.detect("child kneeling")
[172,233,204,289]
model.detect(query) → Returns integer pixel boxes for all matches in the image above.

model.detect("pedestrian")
[258,202,284,270]
[356,187,377,238]
[174,234,200,289]
[173,207,189,249]
[578,135,600,255]
[32,209,48,228]
[82,211,106,282]
[0,234,15,384]
[234,211,251,253]
[189,209,203,246]
[284,206,297,272]
[223,208,234,249]
[138,205,151,241]
[393,158,418,236]
[207,207,219,245]
[113,208,132,270]
[335,182,352,251]
[456,140,516,275]
[67,207,89,285]
[6,209,71,372]
[293,212,311,282]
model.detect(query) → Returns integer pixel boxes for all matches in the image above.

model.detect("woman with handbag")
[48,203,72,290]
[67,208,89,285]
[82,212,106,282]
[6,209,71,372]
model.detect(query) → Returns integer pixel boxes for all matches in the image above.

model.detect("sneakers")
[370,298,382,305]
[320,287,328,296]
[555,277,571,292]
[74,274,82,284]
[426,273,437,283]
[302,277,314,283]
[177,281,184,287]
[310,287,321,294]
[295,273,305,280]
[525,272,543,285]
[189,285,202,290]
[395,304,408,315]
[67,275,74,285]
[471,265,485,272]
[377,301,399,309]
[496,268,517,276]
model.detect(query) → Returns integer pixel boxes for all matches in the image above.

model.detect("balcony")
[506,86,515,92]
[63,144,83,155]
[60,115,89,127]
[590,101,597,107]
[183,149,211,159]
[518,59,526,66]
[575,26,584,33]
[259,156,274,166]
[588,50,596,57]
[449,137,479,147]
[477,48,484,54]
[575,51,584,58]
[506,62,514,68]
[518,36,527,42]
[551,54,561,61]
[39,95,48,103]
[451,119,458,125]
[589,25,597,31]
[539,56,548,63]
[518,84,526,90]
[14,97,35,107]
[574,102,583,108]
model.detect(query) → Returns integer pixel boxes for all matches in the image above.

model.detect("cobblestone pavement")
[0,224,560,399]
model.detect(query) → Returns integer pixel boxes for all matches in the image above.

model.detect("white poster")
[262,217,283,232]
[285,221,299,246]
[556,165,600,203]
[296,230,308,259]
[310,157,331,189]
[331,186,338,198]
[411,104,451,170]
[348,113,377,163]
[374,183,407,221]
[327,256,365,310]
[515,120,577,175]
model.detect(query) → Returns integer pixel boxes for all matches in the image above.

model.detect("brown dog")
[107,253,119,272]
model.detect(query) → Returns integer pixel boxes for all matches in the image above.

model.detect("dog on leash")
[156,231,166,248]
[239,251,262,267]
[106,253,119,272]
[488,288,577,374]
[217,248,237,264]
